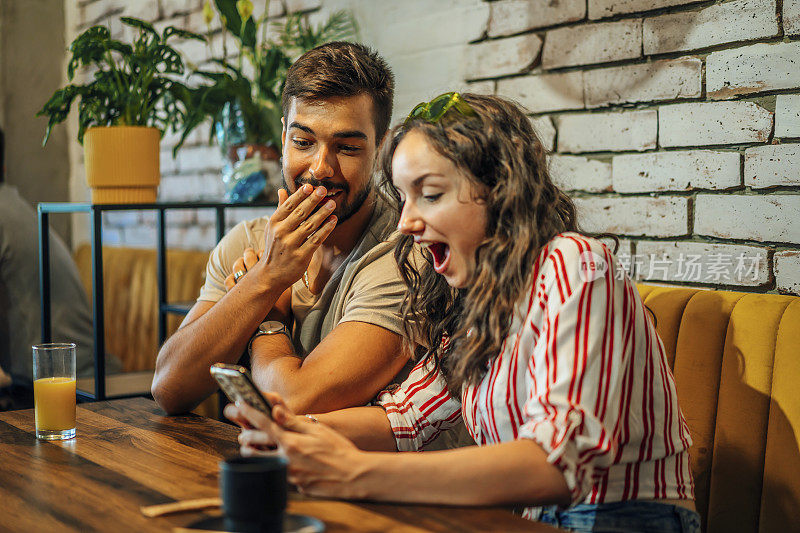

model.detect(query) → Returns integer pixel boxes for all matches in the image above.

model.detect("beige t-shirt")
[198,199,405,356]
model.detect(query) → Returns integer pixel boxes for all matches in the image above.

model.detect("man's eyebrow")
[287,122,368,141]
[288,122,314,135]
[333,130,368,141]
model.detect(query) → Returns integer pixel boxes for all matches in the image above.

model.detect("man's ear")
[281,117,286,148]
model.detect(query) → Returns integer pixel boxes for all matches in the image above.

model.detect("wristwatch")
[248,320,291,354]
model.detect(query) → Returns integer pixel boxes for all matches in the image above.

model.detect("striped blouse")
[376,233,694,518]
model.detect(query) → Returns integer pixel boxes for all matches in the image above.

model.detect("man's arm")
[151,275,286,414]
[152,184,336,414]
[250,321,408,414]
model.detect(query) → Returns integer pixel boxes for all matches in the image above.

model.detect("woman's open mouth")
[428,242,451,274]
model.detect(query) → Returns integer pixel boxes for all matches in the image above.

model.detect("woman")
[226,93,700,532]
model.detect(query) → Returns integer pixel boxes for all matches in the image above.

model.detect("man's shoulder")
[217,216,270,252]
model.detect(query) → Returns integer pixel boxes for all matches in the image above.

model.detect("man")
[0,127,120,410]
[152,42,409,415]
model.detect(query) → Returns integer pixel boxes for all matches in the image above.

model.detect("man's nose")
[309,144,335,181]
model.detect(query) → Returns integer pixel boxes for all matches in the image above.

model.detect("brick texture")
[488,0,585,36]
[745,145,800,188]
[467,34,542,79]
[574,196,689,237]
[497,72,584,114]
[542,20,642,69]
[589,0,703,20]
[531,117,556,152]
[659,102,773,147]
[584,57,702,108]
[707,42,800,99]
[775,95,800,138]
[775,251,800,293]
[557,110,657,153]
[636,240,769,285]
[695,195,800,243]
[548,155,612,192]
[643,0,779,55]
[612,150,740,192]
[786,0,800,36]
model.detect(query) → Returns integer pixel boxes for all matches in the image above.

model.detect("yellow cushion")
[672,289,744,530]
[759,299,800,533]
[74,245,209,372]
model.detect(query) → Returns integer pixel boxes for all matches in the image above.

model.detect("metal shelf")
[38,200,276,401]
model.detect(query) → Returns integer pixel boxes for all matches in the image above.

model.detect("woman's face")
[392,130,488,289]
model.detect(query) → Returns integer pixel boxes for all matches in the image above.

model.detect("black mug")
[220,454,288,533]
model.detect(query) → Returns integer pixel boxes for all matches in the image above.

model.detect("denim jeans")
[537,501,702,533]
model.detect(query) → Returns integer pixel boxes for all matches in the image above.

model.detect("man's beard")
[282,169,372,224]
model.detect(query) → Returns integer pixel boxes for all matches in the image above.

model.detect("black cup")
[220,454,288,533]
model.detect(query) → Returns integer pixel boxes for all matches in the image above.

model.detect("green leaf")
[213,0,256,48]
[120,17,158,37]
[162,26,206,43]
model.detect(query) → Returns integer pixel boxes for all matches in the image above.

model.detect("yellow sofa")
[638,284,799,533]
[74,244,210,372]
[72,246,799,531]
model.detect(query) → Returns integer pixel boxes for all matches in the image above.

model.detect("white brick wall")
[745,145,800,188]
[635,240,769,285]
[659,102,773,147]
[786,0,800,36]
[530,117,556,152]
[497,72,584,114]
[589,0,702,20]
[575,196,689,237]
[548,155,612,193]
[67,0,800,294]
[707,42,800,99]
[612,151,740,192]
[584,57,702,108]
[774,251,800,293]
[643,0,779,55]
[557,110,657,153]
[542,20,642,70]
[488,0,585,36]
[775,95,800,138]
[467,34,541,79]
[695,195,800,243]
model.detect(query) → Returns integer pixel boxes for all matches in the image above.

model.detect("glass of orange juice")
[32,343,76,440]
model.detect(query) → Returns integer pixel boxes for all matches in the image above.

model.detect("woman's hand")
[255,185,337,290]
[224,393,370,499]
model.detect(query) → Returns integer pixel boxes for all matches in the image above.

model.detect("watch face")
[260,321,288,334]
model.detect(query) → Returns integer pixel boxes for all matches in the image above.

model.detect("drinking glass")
[32,343,76,440]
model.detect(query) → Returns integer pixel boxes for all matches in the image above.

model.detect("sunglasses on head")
[405,92,476,124]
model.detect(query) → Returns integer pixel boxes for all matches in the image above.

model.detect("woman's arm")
[354,440,570,506]
[228,402,570,507]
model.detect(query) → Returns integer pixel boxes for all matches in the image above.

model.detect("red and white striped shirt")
[377,233,694,518]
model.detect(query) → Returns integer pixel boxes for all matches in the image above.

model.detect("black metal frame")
[37,201,273,402]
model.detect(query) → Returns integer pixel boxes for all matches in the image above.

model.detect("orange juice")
[34,377,76,431]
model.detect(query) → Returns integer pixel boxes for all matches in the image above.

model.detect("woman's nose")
[397,208,424,234]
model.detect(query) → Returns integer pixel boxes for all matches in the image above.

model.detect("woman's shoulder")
[532,232,618,294]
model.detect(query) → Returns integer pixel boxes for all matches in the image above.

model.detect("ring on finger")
[233,269,246,283]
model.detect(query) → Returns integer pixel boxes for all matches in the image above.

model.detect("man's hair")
[282,42,394,143]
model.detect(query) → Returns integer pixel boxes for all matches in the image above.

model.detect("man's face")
[281,94,378,223]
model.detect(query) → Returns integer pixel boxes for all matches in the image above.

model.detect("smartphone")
[210,363,273,418]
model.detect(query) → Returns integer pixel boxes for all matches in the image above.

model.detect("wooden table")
[0,398,554,532]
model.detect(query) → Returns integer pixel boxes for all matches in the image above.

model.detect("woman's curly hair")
[377,93,578,393]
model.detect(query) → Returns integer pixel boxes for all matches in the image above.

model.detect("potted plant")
[176,0,356,202]
[37,17,204,203]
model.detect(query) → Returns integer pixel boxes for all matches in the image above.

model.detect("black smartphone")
[210,363,273,418]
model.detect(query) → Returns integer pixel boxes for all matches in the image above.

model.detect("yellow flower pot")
[84,126,161,204]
